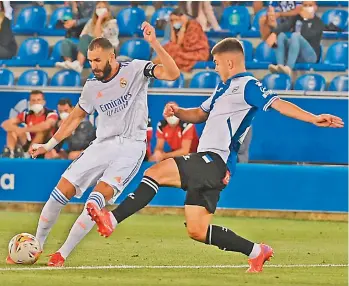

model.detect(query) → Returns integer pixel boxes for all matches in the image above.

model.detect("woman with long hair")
[56,1,119,73]
[154,8,209,72]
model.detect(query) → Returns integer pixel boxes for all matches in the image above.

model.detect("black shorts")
[174,152,229,214]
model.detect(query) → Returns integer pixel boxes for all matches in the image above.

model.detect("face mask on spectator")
[30,104,44,114]
[59,112,69,120]
[166,115,180,126]
[173,22,182,30]
[96,8,108,17]
[303,6,315,15]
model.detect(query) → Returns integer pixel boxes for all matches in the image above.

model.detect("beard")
[93,61,112,81]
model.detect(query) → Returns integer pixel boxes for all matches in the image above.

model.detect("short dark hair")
[30,90,44,99]
[58,98,73,107]
[211,38,244,56]
[171,7,186,16]
[88,37,113,51]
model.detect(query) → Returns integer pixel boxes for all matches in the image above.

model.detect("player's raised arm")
[164,103,209,124]
[271,98,344,128]
[141,21,180,81]
[29,105,87,158]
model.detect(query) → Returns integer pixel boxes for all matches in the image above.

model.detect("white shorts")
[62,136,146,204]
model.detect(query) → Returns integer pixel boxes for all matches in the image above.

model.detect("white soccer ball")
[8,233,42,265]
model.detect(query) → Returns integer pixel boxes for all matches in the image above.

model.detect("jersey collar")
[228,72,253,80]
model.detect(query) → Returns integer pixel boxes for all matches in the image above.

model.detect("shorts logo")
[120,78,127,88]
[183,155,190,160]
[114,176,122,183]
[222,170,230,185]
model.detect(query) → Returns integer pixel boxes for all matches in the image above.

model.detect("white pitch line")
[0,264,347,272]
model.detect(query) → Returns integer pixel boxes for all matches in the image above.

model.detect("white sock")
[249,243,261,258]
[57,192,106,259]
[36,187,69,249]
[58,208,95,259]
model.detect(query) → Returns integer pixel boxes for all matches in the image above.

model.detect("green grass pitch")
[0,211,347,286]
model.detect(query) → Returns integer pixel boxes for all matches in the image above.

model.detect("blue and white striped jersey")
[198,72,279,170]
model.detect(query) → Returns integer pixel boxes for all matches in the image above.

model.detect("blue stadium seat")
[152,73,184,88]
[328,75,348,91]
[4,37,49,67]
[119,39,151,60]
[294,74,326,91]
[17,69,49,86]
[250,41,276,69]
[241,9,267,37]
[13,6,46,34]
[150,7,174,28]
[47,7,72,29]
[324,42,348,68]
[0,69,15,86]
[190,71,221,88]
[241,40,253,62]
[220,6,250,34]
[262,73,292,90]
[321,9,348,30]
[51,70,81,87]
[117,7,146,36]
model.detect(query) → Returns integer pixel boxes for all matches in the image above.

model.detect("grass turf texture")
[0,211,347,286]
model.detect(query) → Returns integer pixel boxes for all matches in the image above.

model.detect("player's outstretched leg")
[87,158,181,237]
[48,182,113,267]
[184,205,273,273]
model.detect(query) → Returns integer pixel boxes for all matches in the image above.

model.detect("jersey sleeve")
[200,85,219,113]
[17,111,26,123]
[78,83,95,114]
[244,79,279,111]
[132,59,158,79]
[46,110,58,121]
[182,123,195,140]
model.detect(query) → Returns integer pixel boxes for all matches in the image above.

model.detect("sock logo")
[0,173,15,190]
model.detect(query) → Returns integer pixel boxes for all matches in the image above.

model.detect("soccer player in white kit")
[87,38,344,273]
[22,22,180,267]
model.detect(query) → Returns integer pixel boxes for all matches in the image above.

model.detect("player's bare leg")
[184,205,273,273]
[87,158,181,237]
[49,181,114,267]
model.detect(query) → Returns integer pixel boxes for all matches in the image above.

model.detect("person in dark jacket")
[267,1,325,76]
[45,98,96,160]
[0,1,17,59]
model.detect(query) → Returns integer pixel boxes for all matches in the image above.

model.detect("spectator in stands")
[178,1,221,32]
[267,1,324,76]
[259,1,302,41]
[56,1,119,73]
[57,2,95,39]
[153,8,209,72]
[149,102,199,163]
[145,117,153,161]
[1,90,58,158]
[0,1,17,59]
[45,98,96,160]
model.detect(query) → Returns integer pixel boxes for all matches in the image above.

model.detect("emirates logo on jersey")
[100,92,132,117]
